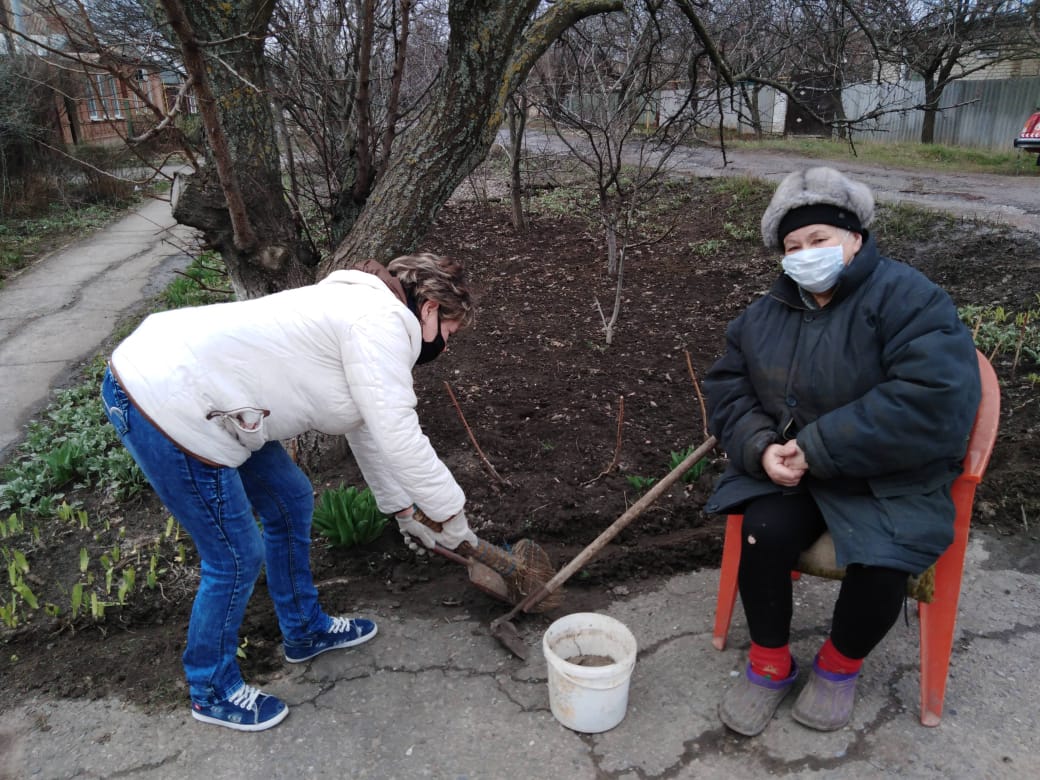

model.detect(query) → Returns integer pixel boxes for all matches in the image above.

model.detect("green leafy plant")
[160,252,232,308]
[312,485,389,548]
[669,446,709,484]
[959,300,1040,373]
[625,474,658,492]
[0,359,149,515]
[722,220,757,242]
[626,446,710,495]
[689,238,727,257]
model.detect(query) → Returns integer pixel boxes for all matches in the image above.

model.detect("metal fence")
[842,77,1040,149]
[662,77,1040,150]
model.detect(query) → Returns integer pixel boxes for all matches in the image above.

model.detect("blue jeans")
[101,367,332,705]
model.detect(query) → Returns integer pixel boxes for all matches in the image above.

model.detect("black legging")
[738,491,909,659]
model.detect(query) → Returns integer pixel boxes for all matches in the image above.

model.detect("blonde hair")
[388,253,475,327]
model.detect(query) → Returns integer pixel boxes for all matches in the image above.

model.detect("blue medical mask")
[781,234,849,293]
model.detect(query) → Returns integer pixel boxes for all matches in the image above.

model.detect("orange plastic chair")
[711,350,1000,726]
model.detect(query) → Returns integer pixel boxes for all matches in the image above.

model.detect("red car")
[1014,108,1040,165]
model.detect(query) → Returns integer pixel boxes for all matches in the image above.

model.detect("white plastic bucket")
[542,612,638,733]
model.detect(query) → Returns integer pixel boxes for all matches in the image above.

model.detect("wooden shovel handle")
[411,509,520,575]
[513,435,718,615]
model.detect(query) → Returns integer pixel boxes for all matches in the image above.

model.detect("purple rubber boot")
[719,659,799,737]
[791,656,860,731]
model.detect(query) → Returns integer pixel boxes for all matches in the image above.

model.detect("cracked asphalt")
[2,533,1038,778]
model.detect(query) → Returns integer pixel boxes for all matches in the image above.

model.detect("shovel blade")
[490,617,528,660]
[430,544,513,605]
[467,559,512,604]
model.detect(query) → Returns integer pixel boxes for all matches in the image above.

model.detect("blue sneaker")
[284,616,378,663]
[190,684,288,731]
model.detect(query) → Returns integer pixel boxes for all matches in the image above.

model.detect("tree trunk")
[920,76,940,145]
[165,0,316,298]
[604,215,619,276]
[289,431,351,475]
[605,248,624,346]
[325,0,622,270]
[165,0,620,293]
[508,93,528,232]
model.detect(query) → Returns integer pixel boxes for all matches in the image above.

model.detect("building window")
[86,74,123,120]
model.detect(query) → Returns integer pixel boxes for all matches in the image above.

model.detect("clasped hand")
[762,441,808,487]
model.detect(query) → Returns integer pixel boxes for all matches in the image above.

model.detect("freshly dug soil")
[3,179,1038,712]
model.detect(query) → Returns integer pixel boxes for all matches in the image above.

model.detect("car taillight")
[1022,112,1040,138]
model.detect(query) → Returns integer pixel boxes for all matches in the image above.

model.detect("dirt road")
[512,129,1040,233]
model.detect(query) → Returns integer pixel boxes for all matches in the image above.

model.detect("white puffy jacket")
[110,269,465,520]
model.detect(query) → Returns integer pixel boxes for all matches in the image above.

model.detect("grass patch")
[0,251,231,630]
[709,176,772,243]
[726,137,1027,176]
[872,201,959,243]
[0,252,231,518]
[0,201,134,286]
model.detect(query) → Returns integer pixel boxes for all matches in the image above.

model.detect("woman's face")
[782,223,862,265]
[419,301,462,344]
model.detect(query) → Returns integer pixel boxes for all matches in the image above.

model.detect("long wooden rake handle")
[506,435,717,617]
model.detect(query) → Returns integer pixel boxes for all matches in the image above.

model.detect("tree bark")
[165,0,316,298]
[921,76,939,145]
[507,93,527,232]
[326,0,622,270]
[380,0,413,170]
[163,0,618,295]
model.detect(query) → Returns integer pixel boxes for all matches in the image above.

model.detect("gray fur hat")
[760,166,875,250]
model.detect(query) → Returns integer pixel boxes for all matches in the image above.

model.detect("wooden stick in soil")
[587,395,624,483]
[684,350,710,443]
[443,381,509,487]
[490,435,718,658]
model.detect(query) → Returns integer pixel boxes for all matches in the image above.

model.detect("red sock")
[817,637,864,675]
[749,642,792,680]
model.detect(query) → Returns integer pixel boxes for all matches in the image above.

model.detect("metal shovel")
[429,544,513,604]
[489,435,718,659]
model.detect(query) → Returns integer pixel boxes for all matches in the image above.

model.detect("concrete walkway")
[1,532,1038,778]
[0,195,197,460]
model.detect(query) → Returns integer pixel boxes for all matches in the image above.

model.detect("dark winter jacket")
[703,234,981,574]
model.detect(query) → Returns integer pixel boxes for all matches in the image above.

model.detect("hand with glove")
[395,506,478,552]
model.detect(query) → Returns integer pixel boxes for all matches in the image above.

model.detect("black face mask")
[415,326,446,365]
[406,287,445,366]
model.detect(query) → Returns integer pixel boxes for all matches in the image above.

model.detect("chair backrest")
[963,350,1000,483]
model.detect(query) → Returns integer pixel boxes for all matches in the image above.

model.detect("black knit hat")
[777,203,863,243]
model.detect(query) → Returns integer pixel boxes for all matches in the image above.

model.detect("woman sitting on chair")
[703,167,981,736]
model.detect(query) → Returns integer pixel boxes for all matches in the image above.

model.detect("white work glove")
[436,510,479,551]
[395,507,478,552]
[396,509,438,553]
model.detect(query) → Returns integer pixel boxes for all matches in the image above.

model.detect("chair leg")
[918,482,976,726]
[712,515,744,650]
